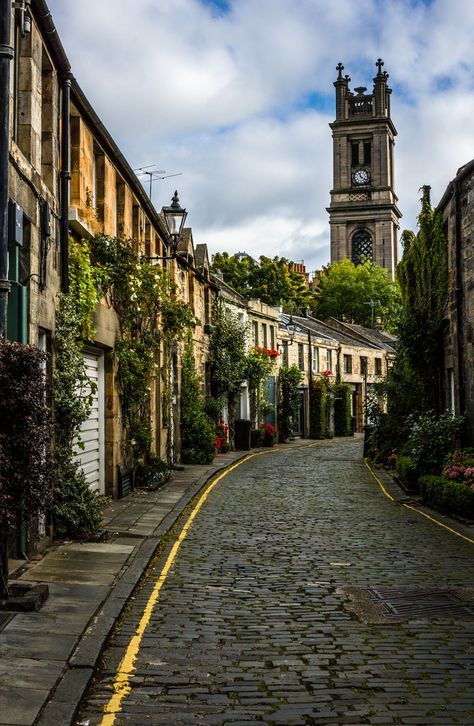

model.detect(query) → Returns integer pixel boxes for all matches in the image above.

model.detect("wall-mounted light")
[285,315,297,345]
[146,191,188,262]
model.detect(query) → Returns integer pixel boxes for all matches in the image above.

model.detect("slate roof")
[326,318,397,353]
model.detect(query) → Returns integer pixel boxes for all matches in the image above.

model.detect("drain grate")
[368,587,474,619]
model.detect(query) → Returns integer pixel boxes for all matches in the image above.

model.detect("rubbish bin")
[234,419,251,451]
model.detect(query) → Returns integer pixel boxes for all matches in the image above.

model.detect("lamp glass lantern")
[286,315,296,344]
[162,190,187,255]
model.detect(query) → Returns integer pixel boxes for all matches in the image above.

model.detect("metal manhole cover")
[369,587,474,619]
[337,586,474,623]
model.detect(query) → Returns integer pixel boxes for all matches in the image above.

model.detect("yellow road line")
[99,452,265,725]
[364,457,395,501]
[401,502,474,546]
[364,457,474,546]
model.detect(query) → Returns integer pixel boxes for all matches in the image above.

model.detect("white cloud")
[47,0,474,269]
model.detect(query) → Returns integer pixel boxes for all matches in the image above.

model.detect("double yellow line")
[364,458,474,546]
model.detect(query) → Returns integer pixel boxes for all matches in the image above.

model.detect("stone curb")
[34,450,256,726]
[367,459,474,540]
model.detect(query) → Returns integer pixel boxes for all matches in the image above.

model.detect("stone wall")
[439,164,474,444]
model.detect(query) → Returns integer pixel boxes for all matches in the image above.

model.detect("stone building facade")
[437,160,474,444]
[279,313,394,434]
[4,0,217,541]
[327,60,401,278]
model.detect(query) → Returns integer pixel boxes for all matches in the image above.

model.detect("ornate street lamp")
[162,190,187,257]
[285,315,297,345]
[146,190,188,261]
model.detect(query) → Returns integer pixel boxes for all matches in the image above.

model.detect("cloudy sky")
[48,0,474,272]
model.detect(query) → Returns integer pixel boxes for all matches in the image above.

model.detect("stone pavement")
[1,443,309,726]
[76,438,474,726]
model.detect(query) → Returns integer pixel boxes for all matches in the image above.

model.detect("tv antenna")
[133,165,183,202]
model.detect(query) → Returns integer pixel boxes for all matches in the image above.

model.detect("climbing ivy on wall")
[52,295,103,538]
[367,187,449,464]
[309,379,328,439]
[278,365,302,441]
[394,185,448,416]
[208,300,249,442]
[91,236,195,471]
[180,335,216,464]
[333,382,353,437]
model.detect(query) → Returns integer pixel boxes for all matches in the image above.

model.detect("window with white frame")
[312,346,319,373]
[326,349,332,371]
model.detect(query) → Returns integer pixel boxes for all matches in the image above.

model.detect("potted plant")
[261,423,278,447]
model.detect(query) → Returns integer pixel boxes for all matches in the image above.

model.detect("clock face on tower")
[352,167,370,185]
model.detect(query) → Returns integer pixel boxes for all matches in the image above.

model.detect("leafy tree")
[366,187,450,464]
[0,342,52,597]
[208,301,248,444]
[211,252,257,298]
[313,258,401,332]
[395,186,448,413]
[211,252,317,311]
[180,336,216,465]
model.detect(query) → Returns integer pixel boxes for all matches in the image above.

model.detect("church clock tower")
[327,59,401,278]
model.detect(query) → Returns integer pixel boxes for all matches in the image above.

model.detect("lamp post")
[285,315,297,345]
[148,190,187,261]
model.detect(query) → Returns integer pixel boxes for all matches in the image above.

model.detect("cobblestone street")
[77,438,474,725]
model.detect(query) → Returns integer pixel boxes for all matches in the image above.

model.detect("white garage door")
[73,350,105,494]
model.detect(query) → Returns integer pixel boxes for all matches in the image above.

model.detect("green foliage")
[394,187,448,415]
[250,428,264,448]
[180,337,216,465]
[278,365,302,441]
[367,187,450,465]
[91,235,194,467]
[403,412,464,476]
[419,475,474,519]
[69,236,101,339]
[52,294,103,538]
[0,342,53,592]
[313,258,401,332]
[247,346,278,426]
[211,252,317,310]
[209,300,248,412]
[395,455,419,489]
[333,383,352,437]
[309,379,328,439]
[135,454,169,489]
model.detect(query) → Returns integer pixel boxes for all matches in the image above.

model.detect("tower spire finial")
[376,58,384,76]
[336,62,344,79]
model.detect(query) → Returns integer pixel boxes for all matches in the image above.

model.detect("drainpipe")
[0,0,13,337]
[452,179,465,416]
[59,73,71,293]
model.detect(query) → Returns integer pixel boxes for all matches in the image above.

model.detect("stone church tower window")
[351,228,373,264]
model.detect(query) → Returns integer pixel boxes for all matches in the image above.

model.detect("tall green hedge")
[180,337,216,465]
[333,383,352,437]
[309,379,327,439]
